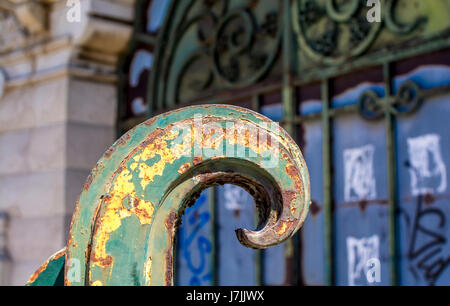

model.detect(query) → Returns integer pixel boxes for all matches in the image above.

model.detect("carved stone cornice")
[0,0,135,87]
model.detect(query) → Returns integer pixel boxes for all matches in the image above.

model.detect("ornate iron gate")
[119,0,450,286]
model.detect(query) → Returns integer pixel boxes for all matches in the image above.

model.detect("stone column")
[0,0,134,285]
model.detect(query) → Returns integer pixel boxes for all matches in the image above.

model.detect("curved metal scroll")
[26,105,310,286]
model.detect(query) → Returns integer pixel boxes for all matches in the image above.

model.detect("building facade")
[0,0,135,285]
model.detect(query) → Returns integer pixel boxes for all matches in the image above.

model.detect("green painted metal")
[26,248,65,286]
[383,63,400,286]
[282,0,299,285]
[321,79,334,286]
[28,105,310,286]
[249,95,264,286]
[145,0,282,113]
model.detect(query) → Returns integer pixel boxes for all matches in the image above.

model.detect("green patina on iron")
[28,105,310,286]
[26,248,65,286]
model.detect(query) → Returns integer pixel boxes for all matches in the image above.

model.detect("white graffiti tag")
[344,145,377,202]
[347,235,380,286]
[223,185,247,211]
[407,134,447,196]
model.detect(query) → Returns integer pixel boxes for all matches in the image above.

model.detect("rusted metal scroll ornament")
[26,105,310,286]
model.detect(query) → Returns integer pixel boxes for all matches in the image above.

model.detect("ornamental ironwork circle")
[293,0,382,65]
[393,80,422,114]
[292,0,427,65]
[166,0,281,105]
[358,89,384,120]
[213,9,255,83]
[358,80,423,120]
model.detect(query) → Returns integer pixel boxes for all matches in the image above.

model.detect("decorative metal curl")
[293,0,427,65]
[293,0,382,65]
[384,0,427,34]
[358,89,385,120]
[325,0,360,22]
[27,105,311,286]
[392,80,423,115]
[358,81,423,120]
[168,1,282,105]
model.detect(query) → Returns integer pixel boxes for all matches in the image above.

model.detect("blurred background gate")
[118,0,450,286]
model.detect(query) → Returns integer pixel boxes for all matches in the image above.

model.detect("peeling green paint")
[28,105,310,286]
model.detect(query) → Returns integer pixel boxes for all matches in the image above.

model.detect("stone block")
[7,215,65,263]
[0,78,67,133]
[0,170,65,218]
[67,78,117,126]
[0,124,65,176]
[66,122,115,171]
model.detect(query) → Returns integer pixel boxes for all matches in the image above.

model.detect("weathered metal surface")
[122,0,283,117]
[119,0,450,286]
[28,104,310,286]
[26,248,65,286]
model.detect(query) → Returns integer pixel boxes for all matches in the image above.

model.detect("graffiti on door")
[177,192,213,285]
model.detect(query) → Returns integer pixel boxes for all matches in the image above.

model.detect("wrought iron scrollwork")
[170,0,281,104]
[358,89,384,120]
[392,80,423,114]
[384,0,427,34]
[358,80,423,120]
[293,0,427,65]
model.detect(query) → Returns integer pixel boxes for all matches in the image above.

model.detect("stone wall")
[0,0,135,285]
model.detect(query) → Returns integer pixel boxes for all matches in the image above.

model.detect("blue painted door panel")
[397,93,450,285]
[333,111,390,285]
[174,65,450,286]
[301,120,325,285]
[216,185,256,285]
[176,191,213,285]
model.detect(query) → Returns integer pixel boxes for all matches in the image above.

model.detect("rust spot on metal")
[28,263,48,284]
[309,200,321,217]
[93,253,113,267]
[164,211,177,285]
[90,163,154,268]
[211,155,226,160]
[116,133,131,146]
[193,156,203,165]
[424,193,435,205]
[143,117,157,126]
[232,209,241,219]
[178,162,191,174]
[104,134,133,159]
[27,248,66,284]
[358,200,369,212]
[61,104,310,286]
[132,196,154,223]
[53,250,65,260]
[282,190,297,216]
[91,280,103,286]
[340,198,388,208]
[143,257,152,284]
[104,146,116,158]
[285,164,302,191]
[83,172,94,190]
[276,220,294,236]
